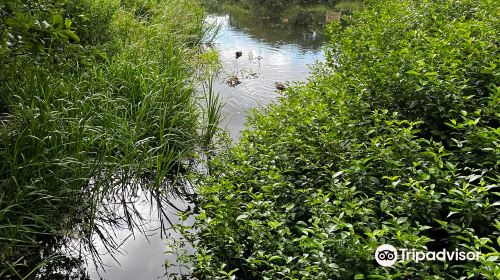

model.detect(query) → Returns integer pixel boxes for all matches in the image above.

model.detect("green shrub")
[186,0,500,279]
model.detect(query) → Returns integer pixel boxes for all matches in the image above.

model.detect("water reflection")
[205,13,326,139]
[88,195,192,280]
[204,2,328,51]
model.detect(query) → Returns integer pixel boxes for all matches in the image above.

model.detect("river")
[205,6,326,139]
[89,3,330,279]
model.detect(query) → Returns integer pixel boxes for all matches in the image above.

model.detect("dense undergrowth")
[185,0,500,279]
[0,0,212,278]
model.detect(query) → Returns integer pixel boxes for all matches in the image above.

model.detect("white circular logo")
[375,244,398,267]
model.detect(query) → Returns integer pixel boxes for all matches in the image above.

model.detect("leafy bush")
[185,0,500,279]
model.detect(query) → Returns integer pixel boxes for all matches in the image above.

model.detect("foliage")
[220,0,348,9]
[0,0,214,278]
[184,0,500,279]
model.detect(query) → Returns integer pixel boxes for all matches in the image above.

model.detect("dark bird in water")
[235,51,242,59]
[275,82,286,90]
[227,75,241,87]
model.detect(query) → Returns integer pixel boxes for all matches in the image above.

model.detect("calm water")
[206,13,326,138]
[89,6,327,280]
[88,195,192,280]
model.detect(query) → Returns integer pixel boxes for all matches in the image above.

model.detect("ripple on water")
[89,11,326,280]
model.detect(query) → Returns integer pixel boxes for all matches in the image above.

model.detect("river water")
[89,5,328,280]
[205,9,326,139]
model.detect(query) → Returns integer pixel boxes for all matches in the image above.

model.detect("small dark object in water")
[235,51,242,59]
[275,82,286,90]
[227,76,241,87]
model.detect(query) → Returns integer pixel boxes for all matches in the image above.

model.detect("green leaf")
[332,171,343,179]
[424,72,438,77]
[418,225,432,231]
[268,221,279,229]
[236,214,248,221]
[406,70,419,75]
[60,30,80,42]
[396,217,408,224]
[65,18,72,29]
[468,174,482,183]
[269,256,281,261]
[434,219,448,226]
[199,210,206,220]
[380,200,388,212]
[447,211,458,218]
[489,201,500,208]
[52,15,64,30]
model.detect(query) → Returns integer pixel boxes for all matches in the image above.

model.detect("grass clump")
[0,0,215,278]
[184,0,500,279]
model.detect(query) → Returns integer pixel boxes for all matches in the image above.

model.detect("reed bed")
[0,0,220,278]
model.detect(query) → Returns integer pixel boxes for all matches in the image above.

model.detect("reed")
[0,0,219,277]
[201,74,224,150]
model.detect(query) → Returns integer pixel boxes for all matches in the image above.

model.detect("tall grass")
[201,75,224,150]
[0,0,218,277]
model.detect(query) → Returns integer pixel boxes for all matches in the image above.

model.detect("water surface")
[89,5,328,279]
[206,12,326,138]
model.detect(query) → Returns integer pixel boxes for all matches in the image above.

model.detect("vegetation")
[184,0,500,279]
[0,0,215,278]
[203,0,362,52]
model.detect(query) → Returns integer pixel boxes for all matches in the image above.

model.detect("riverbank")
[186,0,500,278]
[0,0,212,278]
